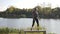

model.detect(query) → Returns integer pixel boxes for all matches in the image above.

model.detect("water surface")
[0,18,60,34]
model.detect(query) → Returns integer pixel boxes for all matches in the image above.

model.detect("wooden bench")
[24,30,46,34]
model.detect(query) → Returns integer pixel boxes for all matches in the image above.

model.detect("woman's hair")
[33,8,38,11]
[34,8,36,10]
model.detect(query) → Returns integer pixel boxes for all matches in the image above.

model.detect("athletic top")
[32,10,39,18]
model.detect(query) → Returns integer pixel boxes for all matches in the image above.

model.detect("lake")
[0,18,60,34]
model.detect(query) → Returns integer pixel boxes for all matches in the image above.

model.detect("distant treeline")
[0,6,60,19]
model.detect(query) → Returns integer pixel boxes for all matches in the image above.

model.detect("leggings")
[32,17,39,27]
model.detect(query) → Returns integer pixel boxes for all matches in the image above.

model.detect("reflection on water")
[0,18,60,34]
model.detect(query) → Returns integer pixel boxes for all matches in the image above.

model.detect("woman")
[31,8,39,30]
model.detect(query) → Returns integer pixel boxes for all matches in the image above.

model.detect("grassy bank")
[0,27,56,34]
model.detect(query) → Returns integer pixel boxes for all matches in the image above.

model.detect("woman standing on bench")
[31,8,39,30]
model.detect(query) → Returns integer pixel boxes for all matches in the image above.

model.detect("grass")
[0,32,43,34]
[9,33,19,34]
[0,26,46,34]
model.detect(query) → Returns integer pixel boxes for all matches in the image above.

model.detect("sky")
[0,0,60,11]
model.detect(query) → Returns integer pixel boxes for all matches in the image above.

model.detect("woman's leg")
[31,18,35,30]
[32,18,35,27]
[36,18,39,27]
[35,18,39,30]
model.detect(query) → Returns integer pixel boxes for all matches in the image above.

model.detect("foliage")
[0,6,60,19]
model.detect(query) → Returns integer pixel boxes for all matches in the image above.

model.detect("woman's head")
[33,8,38,11]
